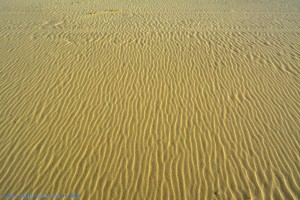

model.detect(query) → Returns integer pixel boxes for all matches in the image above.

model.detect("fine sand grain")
[0,0,300,199]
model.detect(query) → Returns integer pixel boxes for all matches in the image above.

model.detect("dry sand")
[0,0,300,199]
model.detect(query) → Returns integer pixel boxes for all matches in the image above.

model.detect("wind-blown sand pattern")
[0,0,300,199]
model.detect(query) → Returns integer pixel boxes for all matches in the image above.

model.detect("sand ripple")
[0,0,300,199]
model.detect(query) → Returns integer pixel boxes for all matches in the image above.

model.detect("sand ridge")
[0,0,300,199]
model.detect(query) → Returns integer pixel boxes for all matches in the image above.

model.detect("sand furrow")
[1,1,300,199]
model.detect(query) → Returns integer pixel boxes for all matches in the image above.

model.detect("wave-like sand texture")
[0,0,300,199]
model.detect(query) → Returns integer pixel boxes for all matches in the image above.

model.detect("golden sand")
[0,0,299,199]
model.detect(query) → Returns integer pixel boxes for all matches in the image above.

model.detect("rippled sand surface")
[0,0,299,199]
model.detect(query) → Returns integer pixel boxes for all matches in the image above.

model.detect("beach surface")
[0,0,300,199]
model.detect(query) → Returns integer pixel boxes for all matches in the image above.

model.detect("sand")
[0,0,299,199]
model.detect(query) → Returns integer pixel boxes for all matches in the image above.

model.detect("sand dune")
[0,0,299,199]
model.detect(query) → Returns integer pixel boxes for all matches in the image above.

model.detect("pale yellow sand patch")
[0,0,300,199]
